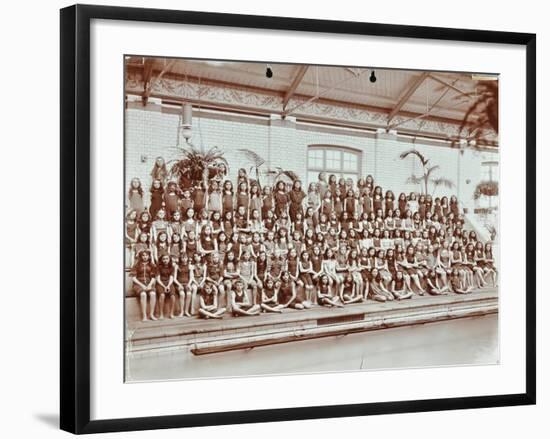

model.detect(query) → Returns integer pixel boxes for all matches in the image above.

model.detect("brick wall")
[125,105,498,211]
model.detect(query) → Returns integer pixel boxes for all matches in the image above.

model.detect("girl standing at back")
[128,178,145,214]
[222,180,235,216]
[307,182,321,213]
[236,182,250,220]
[273,181,289,217]
[193,182,207,217]
[320,191,333,218]
[407,192,419,214]
[398,193,408,218]
[344,189,357,217]
[372,186,384,215]
[164,182,180,220]
[261,186,273,219]
[450,195,460,216]
[249,184,263,220]
[207,180,222,215]
[289,180,306,222]
[150,157,167,185]
[385,190,395,213]
[149,179,164,220]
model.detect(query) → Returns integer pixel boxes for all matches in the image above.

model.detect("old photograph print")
[124,57,499,382]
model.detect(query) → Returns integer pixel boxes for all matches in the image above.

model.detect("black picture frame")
[60,4,536,434]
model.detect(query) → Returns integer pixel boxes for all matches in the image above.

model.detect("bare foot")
[149,315,157,321]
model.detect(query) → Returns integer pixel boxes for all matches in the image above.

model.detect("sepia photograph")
[124,57,499,382]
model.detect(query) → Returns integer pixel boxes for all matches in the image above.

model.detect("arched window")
[307,145,361,185]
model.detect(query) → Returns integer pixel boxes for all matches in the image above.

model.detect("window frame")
[307,145,362,184]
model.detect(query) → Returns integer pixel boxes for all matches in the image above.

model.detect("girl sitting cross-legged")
[317,274,344,308]
[260,278,284,313]
[198,282,226,319]
[231,279,261,316]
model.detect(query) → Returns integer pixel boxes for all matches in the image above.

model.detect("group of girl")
[127,159,497,322]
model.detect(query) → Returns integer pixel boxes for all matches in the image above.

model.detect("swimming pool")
[126,314,498,382]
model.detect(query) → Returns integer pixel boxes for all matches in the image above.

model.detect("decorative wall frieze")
[125,71,497,144]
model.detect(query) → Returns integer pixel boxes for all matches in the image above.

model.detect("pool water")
[126,314,498,382]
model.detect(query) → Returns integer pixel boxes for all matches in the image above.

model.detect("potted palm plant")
[169,145,228,188]
[238,148,300,187]
[399,149,454,195]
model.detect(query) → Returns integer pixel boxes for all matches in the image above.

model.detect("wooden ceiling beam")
[427,74,471,98]
[282,65,309,110]
[387,71,430,124]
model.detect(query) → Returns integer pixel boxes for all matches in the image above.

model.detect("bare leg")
[139,291,147,321]
[213,307,226,317]
[158,293,165,320]
[261,303,283,313]
[411,274,424,294]
[328,297,345,307]
[177,289,185,317]
[199,308,223,319]
[371,294,387,302]
[169,294,176,318]
[148,291,157,320]
[184,290,192,316]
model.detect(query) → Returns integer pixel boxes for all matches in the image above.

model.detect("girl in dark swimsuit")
[198,282,226,319]
[260,278,283,313]
[317,274,344,307]
[231,279,261,316]
[174,254,194,317]
[391,270,413,300]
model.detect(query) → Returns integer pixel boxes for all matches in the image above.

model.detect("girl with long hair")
[150,157,167,185]
[131,250,157,321]
[222,180,235,216]
[174,253,194,317]
[128,178,145,214]
[289,180,306,221]
[155,254,175,320]
[148,178,164,221]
